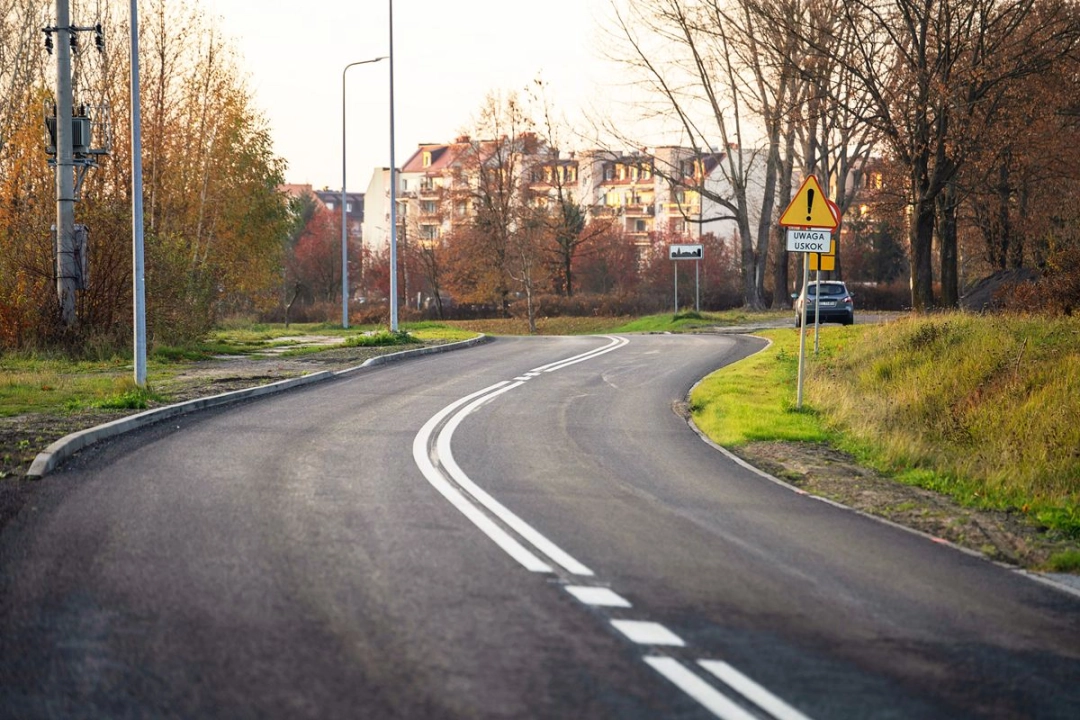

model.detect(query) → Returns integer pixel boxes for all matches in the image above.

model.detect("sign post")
[779,176,840,408]
[669,244,703,314]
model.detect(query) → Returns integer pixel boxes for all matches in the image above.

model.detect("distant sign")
[669,244,704,260]
[786,229,831,253]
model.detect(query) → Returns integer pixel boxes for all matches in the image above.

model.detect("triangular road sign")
[779,175,839,230]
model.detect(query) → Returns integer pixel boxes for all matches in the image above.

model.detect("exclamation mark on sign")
[806,189,815,222]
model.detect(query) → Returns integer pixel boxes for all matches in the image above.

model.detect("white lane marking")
[698,660,814,720]
[564,586,632,607]
[437,385,595,577]
[611,620,685,646]
[541,335,629,373]
[644,657,760,720]
[529,336,628,374]
[413,383,553,573]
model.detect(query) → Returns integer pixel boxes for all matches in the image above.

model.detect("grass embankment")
[691,314,1080,563]
[0,321,475,416]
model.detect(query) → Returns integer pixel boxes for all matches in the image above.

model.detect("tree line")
[0,0,288,352]
[605,0,1080,313]
[4,0,1080,356]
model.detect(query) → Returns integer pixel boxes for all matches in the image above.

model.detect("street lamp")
[342,55,387,329]
[388,0,399,332]
[130,0,147,386]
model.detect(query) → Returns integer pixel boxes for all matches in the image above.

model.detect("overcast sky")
[202,0,625,192]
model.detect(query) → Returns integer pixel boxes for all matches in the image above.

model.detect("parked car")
[793,280,855,327]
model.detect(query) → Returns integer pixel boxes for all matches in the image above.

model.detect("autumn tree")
[446,92,541,316]
[806,0,1080,310]
[0,0,290,349]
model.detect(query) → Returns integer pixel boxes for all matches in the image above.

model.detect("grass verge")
[690,314,1080,542]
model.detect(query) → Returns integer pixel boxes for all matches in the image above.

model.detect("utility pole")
[55,0,77,326]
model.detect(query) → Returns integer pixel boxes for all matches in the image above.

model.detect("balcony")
[661,203,701,217]
[624,204,655,217]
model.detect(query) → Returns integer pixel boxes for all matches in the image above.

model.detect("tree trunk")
[911,196,936,312]
[938,180,959,307]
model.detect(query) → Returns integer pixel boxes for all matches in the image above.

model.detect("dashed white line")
[564,585,632,607]
[698,660,814,720]
[610,620,685,646]
[412,336,815,719]
[644,657,760,720]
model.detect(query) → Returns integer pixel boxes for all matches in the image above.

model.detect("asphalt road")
[1,334,1078,719]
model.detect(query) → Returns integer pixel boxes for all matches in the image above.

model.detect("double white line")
[412,336,626,575]
[411,335,813,720]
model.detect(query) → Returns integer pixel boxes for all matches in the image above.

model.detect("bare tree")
[806,0,1080,310]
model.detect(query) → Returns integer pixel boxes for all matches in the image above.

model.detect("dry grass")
[807,314,1080,536]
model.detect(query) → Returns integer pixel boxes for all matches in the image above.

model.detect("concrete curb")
[26,334,493,479]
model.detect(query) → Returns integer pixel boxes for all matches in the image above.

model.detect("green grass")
[0,354,137,416]
[614,309,788,334]
[690,338,830,446]
[342,330,420,348]
[0,321,482,417]
[690,314,1080,539]
[1047,550,1080,572]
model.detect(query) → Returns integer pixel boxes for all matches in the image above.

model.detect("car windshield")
[808,284,846,297]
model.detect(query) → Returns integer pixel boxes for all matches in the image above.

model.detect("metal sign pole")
[674,261,678,314]
[796,254,809,409]
[814,267,821,354]
[695,259,700,312]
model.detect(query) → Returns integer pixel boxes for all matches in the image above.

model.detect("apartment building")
[362,140,766,254]
[280,183,365,247]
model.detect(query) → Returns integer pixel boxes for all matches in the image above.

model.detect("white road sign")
[786,229,831,253]
[669,244,704,260]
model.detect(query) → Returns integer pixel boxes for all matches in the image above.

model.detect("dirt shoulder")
[731,441,1079,575]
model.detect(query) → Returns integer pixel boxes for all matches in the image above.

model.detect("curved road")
[1,334,1078,719]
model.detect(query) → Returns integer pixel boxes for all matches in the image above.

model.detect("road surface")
[1,334,1078,719]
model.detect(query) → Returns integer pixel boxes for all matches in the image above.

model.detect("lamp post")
[341,56,387,329]
[388,0,399,332]
[130,0,146,386]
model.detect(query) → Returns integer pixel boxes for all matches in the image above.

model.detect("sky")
[203,0,625,193]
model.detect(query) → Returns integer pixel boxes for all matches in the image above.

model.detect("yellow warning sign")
[779,175,839,230]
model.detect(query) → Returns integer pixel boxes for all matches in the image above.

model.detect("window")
[567,166,577,182]
[635,220,648,232]
[422,201,437,214]
[325,201,335,211]
[346,202,352,213]
[604,165,614,181]
[422,151,432,168]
